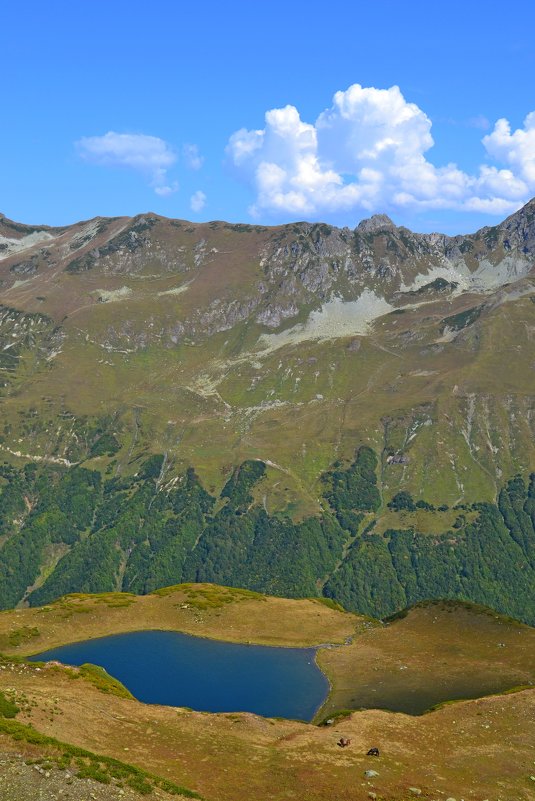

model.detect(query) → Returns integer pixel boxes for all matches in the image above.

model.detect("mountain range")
[0,200,534,619]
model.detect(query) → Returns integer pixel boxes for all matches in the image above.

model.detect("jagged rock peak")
[497,196,535,232]
[356,214,397,234]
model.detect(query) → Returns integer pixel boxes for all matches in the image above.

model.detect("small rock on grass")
[408,789,422,797]
[364,769,379,778]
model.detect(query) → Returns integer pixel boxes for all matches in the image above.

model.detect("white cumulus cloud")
[77,131,178,195]
[483,112,535,186]
[190,190,206,212]
[227,84,535,219]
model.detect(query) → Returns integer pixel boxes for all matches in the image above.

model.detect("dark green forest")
[1,446,535,623]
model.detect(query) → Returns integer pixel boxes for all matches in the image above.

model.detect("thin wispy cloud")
[190,190,206,212]
[467,114,491,131]
[227,83,535,219]
[183,143,204,170]
[77,131,178,195]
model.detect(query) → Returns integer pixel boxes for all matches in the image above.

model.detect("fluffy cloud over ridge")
[77,132,178,195]
[227,84,535,219]
[483,113,535,186]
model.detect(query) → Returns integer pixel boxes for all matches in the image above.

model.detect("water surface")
[30,630,328,721]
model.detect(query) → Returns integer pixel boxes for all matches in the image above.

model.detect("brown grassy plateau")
[1,586,535,800]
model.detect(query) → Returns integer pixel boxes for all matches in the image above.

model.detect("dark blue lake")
[29,630,329,721]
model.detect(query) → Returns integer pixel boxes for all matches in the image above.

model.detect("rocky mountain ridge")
[0,200,533,515]
[1,199,534,341]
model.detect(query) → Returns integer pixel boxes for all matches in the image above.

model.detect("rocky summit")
[0,201,535,619]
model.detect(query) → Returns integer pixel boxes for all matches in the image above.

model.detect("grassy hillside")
[0,584,360,655]
[318,600,535,716]
[0,205,534,515]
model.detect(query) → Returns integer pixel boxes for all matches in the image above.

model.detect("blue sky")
[2,0,535,233]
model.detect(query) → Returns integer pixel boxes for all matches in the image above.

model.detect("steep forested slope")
[1,449,535,623]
